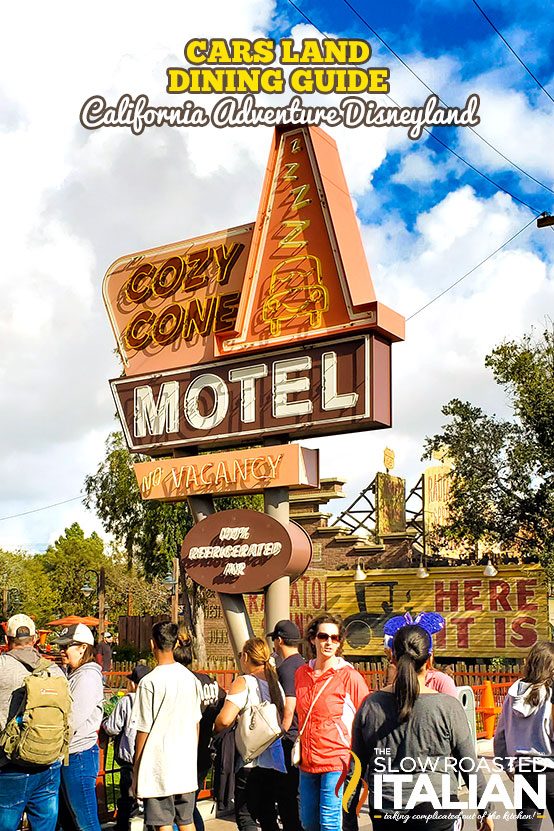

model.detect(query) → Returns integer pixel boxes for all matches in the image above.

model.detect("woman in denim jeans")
[295,615,369,831]
[53,623,104,831]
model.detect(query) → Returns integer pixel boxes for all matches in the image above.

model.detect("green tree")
[0,550,56,625]
[83,431,263,660]
[37,523,107,618]
[424,328,554,573]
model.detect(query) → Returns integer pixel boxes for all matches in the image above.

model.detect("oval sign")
[181,509,312,594]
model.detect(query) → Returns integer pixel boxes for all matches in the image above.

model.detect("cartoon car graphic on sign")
[344,581,414,649]
[262,255,329,337]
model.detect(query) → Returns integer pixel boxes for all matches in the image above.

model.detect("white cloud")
[0,2,552,553]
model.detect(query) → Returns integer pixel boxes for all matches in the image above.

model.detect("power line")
[339,0,554,198]
[0,496,83,523]
[283,0,554,205]
[406,215,536,320]
[471,0,554,106]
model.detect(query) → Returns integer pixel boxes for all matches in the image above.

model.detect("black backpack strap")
[5,651,35,672]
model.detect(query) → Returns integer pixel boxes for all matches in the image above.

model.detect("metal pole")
[219,593,255,665]
[187,494,254,667]
[171,556,179,625]
[98,568,106,637]
[263,486,291,642]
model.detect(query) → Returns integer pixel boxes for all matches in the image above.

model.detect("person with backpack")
[53,623,104,831]
[101,664,151,831]
[214,637,286,831]
[0,613,69,831]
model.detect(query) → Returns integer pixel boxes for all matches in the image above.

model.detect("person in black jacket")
[174,628,226,831]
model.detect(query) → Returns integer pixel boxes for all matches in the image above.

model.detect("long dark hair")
[392,624,431,722]
[242,637,285,721]
[522,641,554,707]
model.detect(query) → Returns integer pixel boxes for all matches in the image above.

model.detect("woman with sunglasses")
[294,614,369,831]
[53,623,104,831]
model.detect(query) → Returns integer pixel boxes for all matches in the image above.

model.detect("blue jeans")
[60,745,101,831]
[0,761,61,831]
[299,770,343,831]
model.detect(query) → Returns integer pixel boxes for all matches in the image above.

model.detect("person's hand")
[477,814,494,831]
[507,770,515,781]
[131,769,138,798]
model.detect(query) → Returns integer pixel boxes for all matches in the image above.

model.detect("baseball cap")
[267,620,301,642]
[104,632,113,640]
[6,614,36,638]
[127,664,151,684]
[53,623,95,646]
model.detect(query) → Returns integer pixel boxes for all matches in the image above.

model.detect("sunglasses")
[60,641,82,650]
[316,632,340,643]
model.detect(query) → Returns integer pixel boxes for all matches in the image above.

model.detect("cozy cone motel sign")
[103,124,404,635]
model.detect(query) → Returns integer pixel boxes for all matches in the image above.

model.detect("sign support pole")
[187,493,254,667]
[263,485,291,643]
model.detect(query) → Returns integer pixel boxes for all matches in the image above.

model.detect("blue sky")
[0,0,552,551]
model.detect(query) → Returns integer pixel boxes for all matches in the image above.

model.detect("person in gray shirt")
[0,613,67,831]
[351,624,493,831]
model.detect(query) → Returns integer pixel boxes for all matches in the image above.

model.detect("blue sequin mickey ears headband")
[383,611,446,653]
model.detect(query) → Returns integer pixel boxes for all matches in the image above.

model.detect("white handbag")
[235,677,283,764]
[292,676,333,768]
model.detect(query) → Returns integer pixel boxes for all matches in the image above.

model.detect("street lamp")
[163,557,180,625]
[81,568,106,636]
[353,559,367,582]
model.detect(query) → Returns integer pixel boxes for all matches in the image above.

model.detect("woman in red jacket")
[295,614,369,831]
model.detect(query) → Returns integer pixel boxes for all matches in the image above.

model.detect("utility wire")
[0,496,82,522]
[284,0,553,223]
[471,0,554,106]
[340,0,554,197]
[406,215,536,320]
[284,0,554,203]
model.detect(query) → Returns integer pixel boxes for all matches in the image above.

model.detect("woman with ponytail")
[214,637,286,831]
[351,624,493,831]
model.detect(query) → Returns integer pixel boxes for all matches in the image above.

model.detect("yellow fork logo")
[335,751,368,816]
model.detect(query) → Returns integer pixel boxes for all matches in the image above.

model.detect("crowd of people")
[1,611,554,831]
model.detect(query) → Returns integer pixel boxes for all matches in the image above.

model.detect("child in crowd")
[102,664,151,831]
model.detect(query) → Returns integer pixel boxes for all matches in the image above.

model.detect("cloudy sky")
[1,0,553,552]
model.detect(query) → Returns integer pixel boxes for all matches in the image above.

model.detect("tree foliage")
[424,328,554,571]
[1,523,171,628]
[83,431,263,658]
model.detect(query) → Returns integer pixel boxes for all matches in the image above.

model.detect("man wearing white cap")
[0,613,67,831]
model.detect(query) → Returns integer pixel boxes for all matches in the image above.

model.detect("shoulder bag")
[235,676,282,764]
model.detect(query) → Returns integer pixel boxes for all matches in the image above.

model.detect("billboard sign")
[181,509,312,593]
[134,443,319,499]
[103,125,403,389]
[327,566,548,658]
[113,334,392,453]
